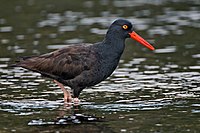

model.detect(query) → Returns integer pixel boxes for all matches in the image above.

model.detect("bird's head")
[108,19,155,51]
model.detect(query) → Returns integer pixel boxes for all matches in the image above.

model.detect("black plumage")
[14,19,154,102]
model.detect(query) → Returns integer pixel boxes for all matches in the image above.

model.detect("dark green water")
[0,0,200,132]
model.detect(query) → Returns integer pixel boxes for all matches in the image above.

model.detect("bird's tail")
[10,56,34,67]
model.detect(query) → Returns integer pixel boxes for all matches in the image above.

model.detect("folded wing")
[16,44,97,80]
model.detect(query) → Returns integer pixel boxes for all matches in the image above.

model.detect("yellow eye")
[122,25,128,30]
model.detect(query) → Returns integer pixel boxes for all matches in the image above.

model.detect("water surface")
[0,0,200,133]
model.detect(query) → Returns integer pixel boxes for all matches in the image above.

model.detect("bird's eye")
[122,25,128,30]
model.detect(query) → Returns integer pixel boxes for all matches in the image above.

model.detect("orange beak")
[129,31,155,51]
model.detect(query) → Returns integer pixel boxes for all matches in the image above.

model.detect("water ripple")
[84,99,173,111]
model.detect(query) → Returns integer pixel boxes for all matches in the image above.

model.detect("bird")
[13,19,155,103]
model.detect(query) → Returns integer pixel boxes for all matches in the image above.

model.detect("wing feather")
[16,44,97,80]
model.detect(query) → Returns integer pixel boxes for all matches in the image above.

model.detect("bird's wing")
[16,44,97,80]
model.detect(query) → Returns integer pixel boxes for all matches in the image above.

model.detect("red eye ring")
[122,25,128,30]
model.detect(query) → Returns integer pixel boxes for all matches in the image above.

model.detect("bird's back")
[15,44,97,82]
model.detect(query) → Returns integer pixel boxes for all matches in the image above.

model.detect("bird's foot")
[63,97,80,105]
[73,98,80,105]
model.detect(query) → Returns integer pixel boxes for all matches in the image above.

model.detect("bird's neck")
[102,31,126,55]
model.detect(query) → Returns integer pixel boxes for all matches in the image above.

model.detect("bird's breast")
[97,55,120,80]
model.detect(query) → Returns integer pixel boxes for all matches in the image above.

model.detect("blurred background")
[0,0,200,133]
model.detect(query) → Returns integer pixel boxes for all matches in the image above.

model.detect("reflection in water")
[28,105,104,126]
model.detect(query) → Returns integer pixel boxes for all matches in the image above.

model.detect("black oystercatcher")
[13,19,155,103]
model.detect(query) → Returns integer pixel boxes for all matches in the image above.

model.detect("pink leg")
[54,80,72,103]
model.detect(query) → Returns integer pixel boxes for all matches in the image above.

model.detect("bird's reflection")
[28,102,103,126]
[57,102,81,118]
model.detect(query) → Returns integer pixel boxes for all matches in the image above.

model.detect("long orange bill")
[129,31,155,51]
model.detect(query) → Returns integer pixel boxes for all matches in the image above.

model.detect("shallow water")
[0,0,200,133]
